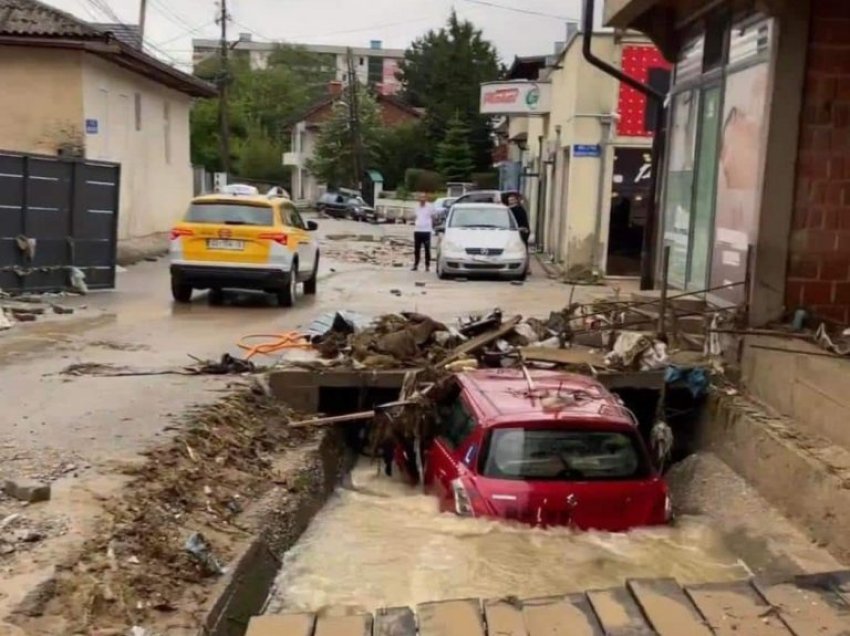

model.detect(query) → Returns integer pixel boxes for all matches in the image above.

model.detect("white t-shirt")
[414,203,436,232]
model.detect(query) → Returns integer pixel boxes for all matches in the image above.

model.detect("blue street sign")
[573,144,601,158]
[85,119,99,134]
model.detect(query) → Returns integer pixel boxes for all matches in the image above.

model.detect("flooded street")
[268,459,749,614]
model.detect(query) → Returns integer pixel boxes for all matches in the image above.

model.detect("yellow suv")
[168,193,319,306]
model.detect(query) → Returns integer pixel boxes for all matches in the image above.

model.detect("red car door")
[424,395,479,512]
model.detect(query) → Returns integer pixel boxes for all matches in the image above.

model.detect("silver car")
[436,203,529,280]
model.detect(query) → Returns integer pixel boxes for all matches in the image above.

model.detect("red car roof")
[457,368,635,429]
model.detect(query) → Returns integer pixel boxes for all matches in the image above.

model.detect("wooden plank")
[755,580,850,636]
[484,598,528,636]
[417,599,485,636]
[373,606,416,636]
[245,614,315,636]
[586,587,654,635]
[520,346,607,368]
[314,613,373,636]
[628,578,713,636]
[442,316,522,366]
[522,595,602,636]
[686,581,793,636]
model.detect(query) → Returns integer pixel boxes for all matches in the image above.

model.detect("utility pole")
[346,48,363,189]
[138,0,147,46]
[217,0,231,175]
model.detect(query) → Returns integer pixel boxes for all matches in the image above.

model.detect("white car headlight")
[504,236,527,257]
[441,239,464,254]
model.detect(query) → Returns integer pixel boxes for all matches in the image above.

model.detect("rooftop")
[0,0,216,97]
[458,369,634,428]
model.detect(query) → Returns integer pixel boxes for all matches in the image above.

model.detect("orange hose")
[237,332,313,360]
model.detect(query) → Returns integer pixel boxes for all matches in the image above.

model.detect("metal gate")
[0,151,120,293]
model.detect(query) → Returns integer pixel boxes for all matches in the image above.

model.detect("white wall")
[81,54,193,241]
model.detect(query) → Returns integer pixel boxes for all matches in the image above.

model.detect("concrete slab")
[522,596,602,636]
[686,581,793,635]
[483,599,527,636]
[628,579,713,636]
[418,599,485,636]
[313,614,372,636]
[586,587,653,635]
[245,614,314,636]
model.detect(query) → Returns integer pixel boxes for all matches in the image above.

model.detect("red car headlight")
[451,478,475,517]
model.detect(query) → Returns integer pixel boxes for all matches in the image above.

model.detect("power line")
[460,0,575,20]
[155,19,217,47]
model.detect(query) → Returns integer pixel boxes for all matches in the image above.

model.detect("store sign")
[480,81,551,115]
[85,119,99,134]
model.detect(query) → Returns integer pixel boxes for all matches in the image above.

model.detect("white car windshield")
[450,206,516,230]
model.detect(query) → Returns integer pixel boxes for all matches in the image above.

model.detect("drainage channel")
[207,368,842,635]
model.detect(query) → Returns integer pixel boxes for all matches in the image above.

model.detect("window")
[438,398,476,449]
[481,428,648,481]
[368,56,383,86]
[184,203,273,226]
[645,67,672,132]
[449,206,516,230]
[134,93,142,131]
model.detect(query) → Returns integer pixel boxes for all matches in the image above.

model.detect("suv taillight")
[170,228,194,241]
[259,232,288,246]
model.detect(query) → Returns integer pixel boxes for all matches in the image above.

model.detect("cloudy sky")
[44,0,604,71]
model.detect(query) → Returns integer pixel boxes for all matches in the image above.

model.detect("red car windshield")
[480,427,649,481]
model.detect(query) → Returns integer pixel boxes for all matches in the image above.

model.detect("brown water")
[267,459,750,614]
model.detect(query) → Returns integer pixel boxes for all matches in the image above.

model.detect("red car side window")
[438,397,477,450]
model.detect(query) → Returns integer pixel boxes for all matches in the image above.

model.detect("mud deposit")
[12,386,328,635]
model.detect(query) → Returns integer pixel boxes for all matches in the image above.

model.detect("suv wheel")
[171,280,192,303]
[304,256,319,295]
[278,263,298,307]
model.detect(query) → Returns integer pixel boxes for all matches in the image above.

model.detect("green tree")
[374,121,433,189]
[398,12,502,171]
[306,88,382,188]
[435,114,475,182]
[190,45,333,177]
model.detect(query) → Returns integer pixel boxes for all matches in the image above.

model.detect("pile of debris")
[0,290,79,331]
[29,386,313,632]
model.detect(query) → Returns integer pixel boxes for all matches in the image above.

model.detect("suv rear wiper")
[224,221,247,225]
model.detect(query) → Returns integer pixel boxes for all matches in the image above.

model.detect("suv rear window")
[185,203,274,226]
[481,428,648,481]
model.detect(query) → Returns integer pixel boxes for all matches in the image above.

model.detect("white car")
[436,203,529,280]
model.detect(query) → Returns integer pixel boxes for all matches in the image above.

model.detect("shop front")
[661,13,774,305]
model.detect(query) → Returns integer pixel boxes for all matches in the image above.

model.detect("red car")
[398,369,670,531]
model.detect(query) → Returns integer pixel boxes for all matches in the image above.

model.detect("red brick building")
[605,0,850,325]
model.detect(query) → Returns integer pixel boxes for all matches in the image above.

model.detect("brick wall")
[787,0,850,324]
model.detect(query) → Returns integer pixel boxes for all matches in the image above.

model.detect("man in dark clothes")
[507,194,530,245]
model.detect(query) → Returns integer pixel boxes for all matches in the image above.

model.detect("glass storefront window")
[662,91,700,288]
[688,86,722,289]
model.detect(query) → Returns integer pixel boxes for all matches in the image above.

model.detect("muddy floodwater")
[267,459,750,614]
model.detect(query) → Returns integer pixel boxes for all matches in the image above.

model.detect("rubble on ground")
[0,290,82,330]
[33,386,314,633]
[319,235,413,267]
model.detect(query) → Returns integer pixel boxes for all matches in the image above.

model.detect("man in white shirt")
[412,193,437,272]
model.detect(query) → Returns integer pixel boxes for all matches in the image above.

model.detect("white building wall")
[81,54,193,241]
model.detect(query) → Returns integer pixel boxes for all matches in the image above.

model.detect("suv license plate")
[208,239,244,251]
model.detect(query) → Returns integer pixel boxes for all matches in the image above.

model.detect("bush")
[471,171,499,190]
[404,168,445,193]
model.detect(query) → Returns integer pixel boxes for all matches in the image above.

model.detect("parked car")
[436,203,529,280]
[316,189,375,221]
[450,190,522,208]
[396,369,671,532]
[433,196,458,230]
[169,192,319,307]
